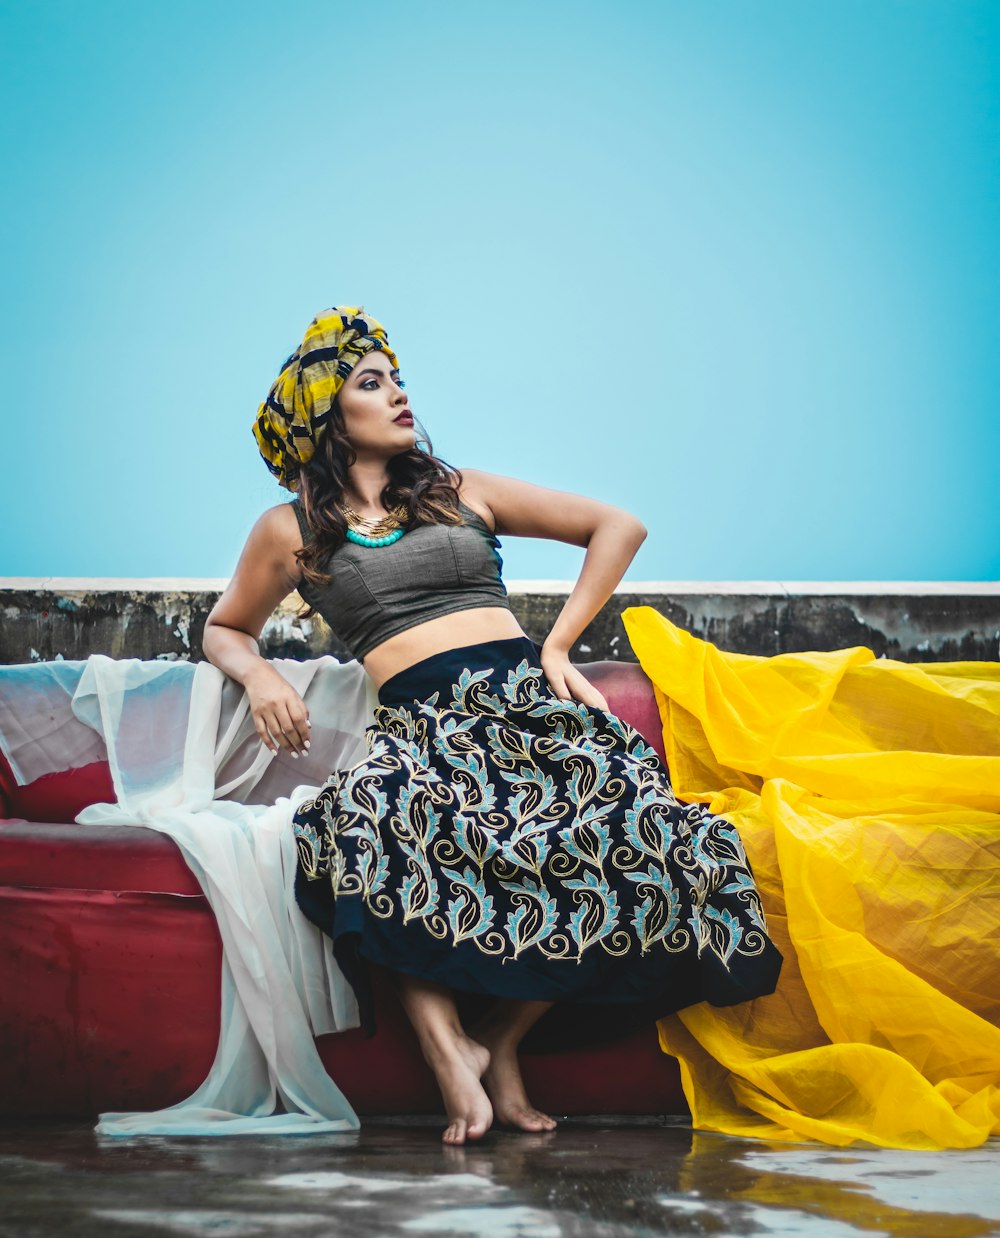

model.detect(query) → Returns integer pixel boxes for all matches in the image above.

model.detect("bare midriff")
[360,605,530,693]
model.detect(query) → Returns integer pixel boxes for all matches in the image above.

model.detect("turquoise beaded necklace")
[347,526,405,548]
[340,499,409,548]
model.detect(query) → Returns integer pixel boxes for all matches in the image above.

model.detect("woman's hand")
[539,641,610,711]
[243,662,312,758]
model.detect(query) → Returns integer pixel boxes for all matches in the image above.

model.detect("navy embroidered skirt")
[292,635,782,1053]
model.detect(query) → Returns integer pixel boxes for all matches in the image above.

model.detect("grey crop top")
[290,498,513,661]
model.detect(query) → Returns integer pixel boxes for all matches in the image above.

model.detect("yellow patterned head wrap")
[252,305,400,491]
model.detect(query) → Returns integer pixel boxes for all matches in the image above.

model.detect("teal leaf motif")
[330,845,348,891]
[451,667,504,715]
[499,832,551,873]
[623,789,674,862]
[397,782,441,850]
[436,731,496,812]
[341,774,389,828]
[292,820,323,877]
[687,908,709,955]
[502,765,559,823]
[685,869,710,907]
[500,876,560,955]
[704,905,742,965]
[718,869,756,898]
[624,864,681,950]
[433,713,478,743]
[564,870,619,955]
[577,801,615,830]
[603,712,640,749]
[701,822,749,867]
[359,843,390,897]
[453,812,501,868]
[367,733,392,756]
[526,700,594,740]
[441,864,495,943]
[502,659,543,708]
[570,748,611,804]
[394,736,427,768]
[557,820,610,869]
[400,862,439,921]
[292,818,320,850]
[371,707,407,731]
[487,721,531,766]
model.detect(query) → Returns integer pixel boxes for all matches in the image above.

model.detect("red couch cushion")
[0,884,682,1118]
[0,820,203,895]
[0,658,684,1118]
[0,748,115,825]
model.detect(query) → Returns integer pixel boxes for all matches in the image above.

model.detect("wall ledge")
[2,577,998,596]
[1,580,997,665]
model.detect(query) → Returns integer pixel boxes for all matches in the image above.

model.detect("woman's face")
[337,349,416,455]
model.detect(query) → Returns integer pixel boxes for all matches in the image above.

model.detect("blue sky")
[2,0,997,581]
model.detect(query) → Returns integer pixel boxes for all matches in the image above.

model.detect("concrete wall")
[2,579,998,665]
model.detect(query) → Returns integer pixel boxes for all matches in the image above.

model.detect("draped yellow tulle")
[620,605,1000,1151]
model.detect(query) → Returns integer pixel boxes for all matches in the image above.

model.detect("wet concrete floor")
[1,1117,998,1237]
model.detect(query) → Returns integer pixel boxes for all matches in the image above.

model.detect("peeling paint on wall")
[0,583,998,666]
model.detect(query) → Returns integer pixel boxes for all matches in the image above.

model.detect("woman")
[203,306,782,1146]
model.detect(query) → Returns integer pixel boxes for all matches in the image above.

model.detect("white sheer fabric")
[0,654,379,1136]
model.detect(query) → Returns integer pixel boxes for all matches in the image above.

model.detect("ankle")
[419,1019,466,1062]
[473,1021,519,1055]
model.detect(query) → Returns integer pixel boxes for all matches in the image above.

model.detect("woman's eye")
[363,378,405,389]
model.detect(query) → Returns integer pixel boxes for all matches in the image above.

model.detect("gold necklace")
[339,499,409,547]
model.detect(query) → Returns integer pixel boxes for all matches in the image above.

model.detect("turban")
[252,306,400,492]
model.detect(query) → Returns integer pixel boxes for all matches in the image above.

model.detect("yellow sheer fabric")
[620,605,1000,1150]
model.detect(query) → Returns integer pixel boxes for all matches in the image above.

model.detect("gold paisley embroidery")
[291,656,770,970]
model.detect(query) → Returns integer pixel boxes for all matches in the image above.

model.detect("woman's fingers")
[273,703,309,757]
[554,663,608,713]
[542,666,569,700]
[244,667,311,757]
[255,713,281,755]
[254,707,305,758]
[540,656,610,710]
[579,688,609,711]
[290,709,312,754]
[565,667,609,712]
[266,713,292,755]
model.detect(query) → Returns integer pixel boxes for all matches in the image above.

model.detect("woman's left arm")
[460,468,648,710]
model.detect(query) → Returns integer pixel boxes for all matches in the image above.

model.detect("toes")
[443,1114,493,1144]
[503,1106,557,1131]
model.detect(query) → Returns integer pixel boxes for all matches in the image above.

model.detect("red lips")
[394,413,414,423]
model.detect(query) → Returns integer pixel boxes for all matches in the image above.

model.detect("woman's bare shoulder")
[206,503,304,636]
[266,499,305,544]
[244,502,305,586]
[456,468,499,532]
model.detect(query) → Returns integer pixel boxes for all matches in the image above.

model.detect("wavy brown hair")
[293,398,465,616]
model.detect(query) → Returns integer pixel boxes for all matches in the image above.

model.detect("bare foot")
[470,1024,558,1133]
[426,1031,494,1146]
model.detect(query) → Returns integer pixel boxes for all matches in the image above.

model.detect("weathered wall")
[1,580,998,665]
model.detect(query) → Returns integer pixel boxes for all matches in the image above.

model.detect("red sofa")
[0,659,685,1120]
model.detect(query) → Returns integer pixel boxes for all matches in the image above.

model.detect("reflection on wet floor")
[1,1118,998,1237]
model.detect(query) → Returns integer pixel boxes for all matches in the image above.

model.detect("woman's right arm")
[202,504,311,759]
